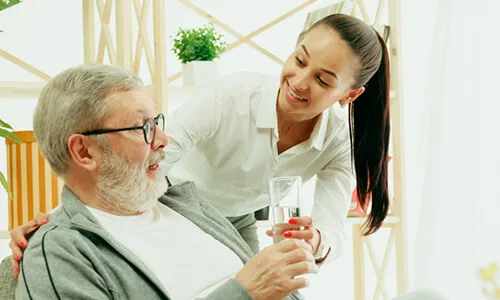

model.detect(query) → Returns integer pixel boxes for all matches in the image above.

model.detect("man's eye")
[295,57,304,66]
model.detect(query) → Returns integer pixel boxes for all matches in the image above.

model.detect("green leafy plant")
[0,1,24,196]
[0,0,22,12]
[171,23,227,64]
[0,120,21,197]
[0,0,23,195]
[1,0,23,32]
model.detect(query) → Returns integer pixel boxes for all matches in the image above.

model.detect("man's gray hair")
[33,64,144,178]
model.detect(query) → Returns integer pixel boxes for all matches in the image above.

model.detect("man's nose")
[152,127,168,150]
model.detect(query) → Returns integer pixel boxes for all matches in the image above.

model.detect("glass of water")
[269,176,302,244]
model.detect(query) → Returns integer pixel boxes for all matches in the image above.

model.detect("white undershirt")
[86,202,244,300]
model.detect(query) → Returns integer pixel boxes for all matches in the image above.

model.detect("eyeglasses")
[81,113,165,144]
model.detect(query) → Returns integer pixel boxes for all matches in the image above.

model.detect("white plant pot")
[182,61,218,87]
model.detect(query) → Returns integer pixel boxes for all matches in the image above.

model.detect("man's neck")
[65,181,144,216]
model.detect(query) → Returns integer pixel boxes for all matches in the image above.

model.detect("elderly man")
[14,64,315,300]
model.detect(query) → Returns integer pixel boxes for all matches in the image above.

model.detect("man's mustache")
[148,150,166,166]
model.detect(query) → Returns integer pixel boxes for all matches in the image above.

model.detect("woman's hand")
[266,216,321,255]
[9,212,49,278]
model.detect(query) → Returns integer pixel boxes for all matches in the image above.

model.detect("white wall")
[0,0,412,298]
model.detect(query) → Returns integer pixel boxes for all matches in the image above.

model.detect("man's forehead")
[104,89,156,123]
[106,88,152,103]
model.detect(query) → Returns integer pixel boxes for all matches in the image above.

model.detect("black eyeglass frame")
[80,113,165,144]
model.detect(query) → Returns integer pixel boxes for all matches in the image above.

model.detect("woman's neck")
[276,103,320,139]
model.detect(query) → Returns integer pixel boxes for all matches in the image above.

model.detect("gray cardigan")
[14,182,303,300]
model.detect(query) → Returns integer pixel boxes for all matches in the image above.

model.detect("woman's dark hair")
[310,14,391,235]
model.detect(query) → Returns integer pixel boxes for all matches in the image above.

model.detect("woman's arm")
[164,85,223,172]
[312,140,355,264]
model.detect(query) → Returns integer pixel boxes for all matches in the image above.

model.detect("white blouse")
[165,72,355,262]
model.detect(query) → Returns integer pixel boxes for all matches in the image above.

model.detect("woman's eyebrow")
[301,44,338,80]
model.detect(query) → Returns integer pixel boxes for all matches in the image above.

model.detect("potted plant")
[171,23,227,87]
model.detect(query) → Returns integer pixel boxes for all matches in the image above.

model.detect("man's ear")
[338,86,365,107]
[67,134,99,172]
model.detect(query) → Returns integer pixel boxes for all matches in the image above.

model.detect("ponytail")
[310,14,392,235]
[348,32,391,235]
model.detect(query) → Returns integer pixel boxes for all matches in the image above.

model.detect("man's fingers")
[286,277,310,291]
[284,248,315,265]
[274,239,312,253]
[289,216,313,227]
[266,229,273,237]
[283,229,315,241]
[283,261,319,278]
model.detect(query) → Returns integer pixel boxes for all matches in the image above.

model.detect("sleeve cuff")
[195,278,253,300]
[314,229,332,264]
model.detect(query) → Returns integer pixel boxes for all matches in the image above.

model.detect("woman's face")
[278,25,364,121]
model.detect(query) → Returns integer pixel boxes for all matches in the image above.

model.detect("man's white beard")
[95,146,168,215]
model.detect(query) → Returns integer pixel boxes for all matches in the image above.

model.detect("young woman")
[163,13,391,262]
[10,13,390,271]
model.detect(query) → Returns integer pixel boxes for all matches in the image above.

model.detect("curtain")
[402,0,500,299]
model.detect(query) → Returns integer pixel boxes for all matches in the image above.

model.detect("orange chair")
[5,131,63,230]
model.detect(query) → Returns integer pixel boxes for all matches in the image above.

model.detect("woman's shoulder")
[324,105,350,143]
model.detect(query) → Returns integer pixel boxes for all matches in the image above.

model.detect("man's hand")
[234,239,319,300]
[9,212,49,278]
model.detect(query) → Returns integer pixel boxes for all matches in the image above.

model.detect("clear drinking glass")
[269,176,302,244]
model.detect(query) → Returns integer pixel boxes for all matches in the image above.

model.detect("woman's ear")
[339,86,366,106]
[67,134,99,172]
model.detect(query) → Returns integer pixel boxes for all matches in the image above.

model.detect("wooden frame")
[387,0,409,295]
[165,0,320,83]
[82,0,168,113]
[0,1,407,298]
[0,0,167,114]
[350,0,408,298]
